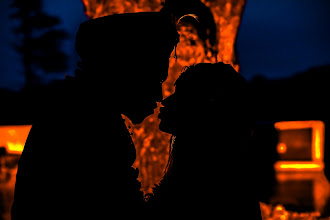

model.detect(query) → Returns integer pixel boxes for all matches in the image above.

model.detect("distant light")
[277,143,287,154]
[275,162,323,171]
[274,120,324,172]
[0,125,32,154]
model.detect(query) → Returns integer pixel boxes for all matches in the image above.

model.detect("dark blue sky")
[0,0,88,91]
[237,0,330,80]
[1,0,330,91]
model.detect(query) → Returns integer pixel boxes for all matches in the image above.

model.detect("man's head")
[75,12,179,124]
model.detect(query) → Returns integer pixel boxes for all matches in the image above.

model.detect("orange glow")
[315,129,321,159]
[274,121,324,172]
[277,143,287,154]
[260,202,322,220]
[7,142,25,153]
[0,125,32,154]
[177,14,199,25]
[81,0,246,193]
[260,172,330,219]
[274,162,324,171]
[273,172,330,216]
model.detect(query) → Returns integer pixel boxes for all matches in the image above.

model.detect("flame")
[81,0,246,193]
[274,121,325,172]
[0,125,32,154]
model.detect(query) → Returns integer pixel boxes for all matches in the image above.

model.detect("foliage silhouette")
[10,0,69,87]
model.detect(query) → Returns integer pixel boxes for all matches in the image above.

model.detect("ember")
[81,0,246,193]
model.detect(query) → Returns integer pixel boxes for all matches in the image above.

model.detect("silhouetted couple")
[12,12,261,219]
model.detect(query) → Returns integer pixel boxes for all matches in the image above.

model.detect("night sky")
[0,0,330,91]
[237,0,330,80]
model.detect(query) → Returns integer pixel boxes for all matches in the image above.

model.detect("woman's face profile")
[158,80,206,135]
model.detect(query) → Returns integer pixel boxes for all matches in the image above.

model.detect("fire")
[0,125,32,154]
[81,0,246,193]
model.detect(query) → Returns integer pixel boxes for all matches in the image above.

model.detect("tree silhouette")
[10,0,69,87]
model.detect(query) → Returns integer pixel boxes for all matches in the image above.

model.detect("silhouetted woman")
[147,62,262,219]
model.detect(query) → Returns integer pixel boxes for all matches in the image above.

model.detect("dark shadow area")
[147,62,262,219]
[9,12,179,220]
[1,63,330,218]
[249,65,330,217]
[249,65,330,182]
[0,0,330,217]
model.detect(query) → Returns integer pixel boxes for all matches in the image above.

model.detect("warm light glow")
[274,162,324,171]
[274,120,324,172]
[7,142,25,153]
[177,14,199,25]
[277,143,287,154]
[260,202,322,220]
[273,172,330,216]
[0,125,32,154]
[81,0,246,193]
[275,205,284,212]
[315,129,321,159]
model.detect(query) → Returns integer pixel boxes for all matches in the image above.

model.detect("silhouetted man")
[12,12,178,220]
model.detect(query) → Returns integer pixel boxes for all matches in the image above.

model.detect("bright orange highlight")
[277,143,287,154]
[0,125,32,154]
[274,162,323,170]
[274,120,324,172]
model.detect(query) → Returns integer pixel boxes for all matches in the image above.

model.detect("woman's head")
[159,62,252,136]
[159,63,255,190]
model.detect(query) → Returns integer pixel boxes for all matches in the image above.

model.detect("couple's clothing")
[12,79,144,219]
[146,133,262,219]
[12,78,261,219]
